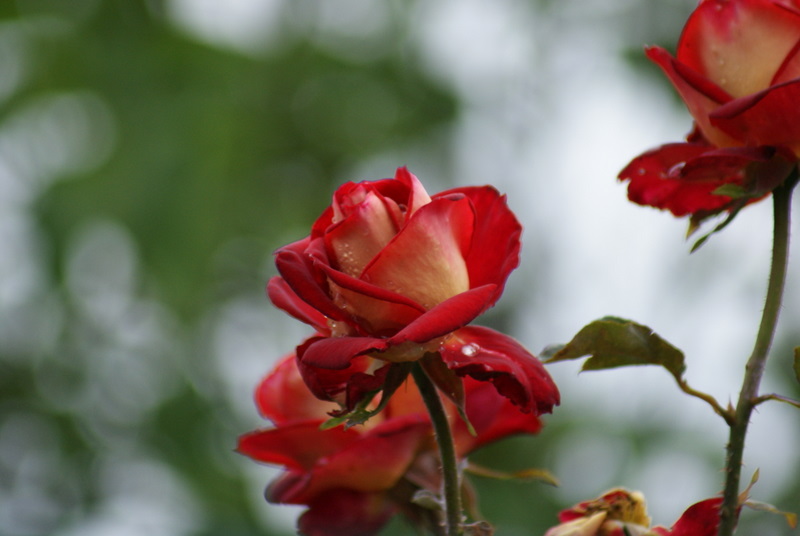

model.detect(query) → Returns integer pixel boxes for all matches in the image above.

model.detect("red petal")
[299,335,388,370]
[646,46,736,148]
[394,166,432,217]
[267,277,329,333]
[237,421,358,472]
[298,490,396,536]
[362,195,474,311]
[619,142,739,216]
[677,0,800,98]
[255,355,339,424]
[455,378,543,455]
[280,415,431,504]
[320,262,426,334]
[440,326,560,415]
[389,285,498,346]
[296,351,376,403]
[651,498,723,536]
[440,186,521,307]
[710,78,800,153]
[274,245,345,322]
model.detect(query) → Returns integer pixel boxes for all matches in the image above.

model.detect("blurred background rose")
[1,1,798,535]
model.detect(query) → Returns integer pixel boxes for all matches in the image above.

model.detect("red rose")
[268,167,558,415]
[619,0,800,218]
[238,355,544,536]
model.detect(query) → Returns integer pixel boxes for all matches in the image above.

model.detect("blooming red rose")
[268,167,559,415]
[238,355,544,536]
[544,489,723,536]
[619,0,800,218]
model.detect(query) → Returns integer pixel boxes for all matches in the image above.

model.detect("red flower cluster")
[238,355,545,536]
[241,168,560,534]
[620,0,800,218]
[544,488,723,536]
[268,167,559,416]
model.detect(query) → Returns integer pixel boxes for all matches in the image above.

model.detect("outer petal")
[237,421,358,472]
[710,78,800,154]
[298,490,396,536]
[455,378,543,455]
[267,277,329,333]
[283,415,431,503]
[255,355,338,423]
[362,195,473,310]
[440,326,560,415]
[388,285,498,346]
[299,335,388,370]
[619,142,739,216]
[273,245,346,322]
[442,185,522,307]
[650,498,722,536]
[646,46,737,148]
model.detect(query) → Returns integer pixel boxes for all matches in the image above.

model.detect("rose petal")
[677,0,800,98]
[362,195,474,310]
[389,285,498,346]
[274,245,346,322]
[285,415,431,503]
[255,355,339,423]
[326,187,401,277]
[442,185,522,307]
[650,498,722,536]
[710,78,800,153]
[455,378,543,455]
[440,326,560,415]
[646,46,737,148]
[237,421,358,472]
[395,166,432,217]
[321,263,426,334]
[299,335,388,370]
[619,142,739,216]
[298,490,396,536]
[267,277,329,333]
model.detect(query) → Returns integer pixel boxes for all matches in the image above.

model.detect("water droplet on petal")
[461,343,479,357]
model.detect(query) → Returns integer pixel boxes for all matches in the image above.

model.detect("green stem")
[718,171,797,536]
[412,363,463,536]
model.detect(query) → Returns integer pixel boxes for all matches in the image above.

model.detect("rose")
[238,354,545,536]
[619,0,800,219]
[268,167,559,415]
[544,489,723,536]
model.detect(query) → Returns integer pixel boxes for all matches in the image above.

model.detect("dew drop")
[461,343,479,357]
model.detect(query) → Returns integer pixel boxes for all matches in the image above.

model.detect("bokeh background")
[1,0,799,535]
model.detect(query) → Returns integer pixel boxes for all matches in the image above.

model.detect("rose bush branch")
[719,171,797,536]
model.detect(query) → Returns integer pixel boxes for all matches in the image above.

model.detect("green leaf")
[543,316,686,381]
[794,347,800,384]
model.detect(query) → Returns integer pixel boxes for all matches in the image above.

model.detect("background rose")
[238,355,544,536]
[268,168,559,416]
[620,0,800,218]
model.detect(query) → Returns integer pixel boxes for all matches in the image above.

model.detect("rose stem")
[718,169,797,536]
[412,363,464,536]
